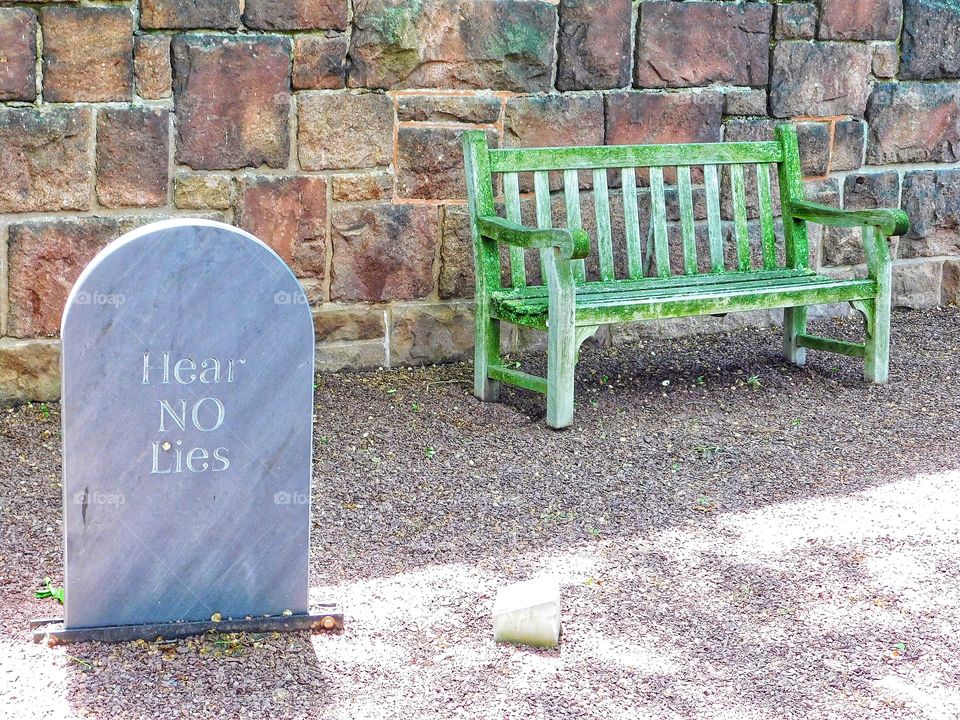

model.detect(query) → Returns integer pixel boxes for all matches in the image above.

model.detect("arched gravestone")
[47,220,333,641]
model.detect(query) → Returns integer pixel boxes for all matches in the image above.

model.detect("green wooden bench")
[461,125,909,429]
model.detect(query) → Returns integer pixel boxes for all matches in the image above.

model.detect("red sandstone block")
[7,218,119,338]
[41,6,133,102]
[0,8,37,101]
[172,35,291,170]
[0,108,92,213]
[96,108,170,209]
[635,1,772,89]
[330,204,439,302]
[237,176,328,277]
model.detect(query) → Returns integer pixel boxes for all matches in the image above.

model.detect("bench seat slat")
[497,268,815,299]
[489,142,784,173]
[491,275,876,327]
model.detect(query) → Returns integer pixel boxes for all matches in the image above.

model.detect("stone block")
[389,301,474,366]
[397,126,496,201]
[831,118,865,171]
[298,91,393,170]
[134,35,172,99]
[901,169,960,257]
[140,0,241,30]
[237,176,327,277]
[330,203,439,302]
[439,205,473,299]
[635,1,772,88]
[504,94,604,191]
[96,108,169,209]
[244,0,348,30]
[796,122,831,177]
[331,172,394,202]
[7,218,119,338]
[818,0,902,40]
[0,108,92,213]
[557,0,632,91]
[0,338,60,406]
[0,8,37,101]
[316,339,387,372]
[892,260,943,309]
[41,7,133,102]
[348,0,556,92]
[943,259,960,304]
[173,35,291,170]
[173,173,235,210]
[901,0,960,80]
[822,172,900,266]
[605,91,723,147]
[775,2,816,39]
[492,578,561,649]
[292,35,347,90]
[723,88,768,117]
[872,41,899,78]
[723,116,776,142]
[866,82,960,164]
[313,304,386,342]
[770,41,872,118]
[805,176,842,206]
[396,94,502,124]
[845,171,900,210]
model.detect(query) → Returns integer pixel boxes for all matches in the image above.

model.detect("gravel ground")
[2,307,959,720]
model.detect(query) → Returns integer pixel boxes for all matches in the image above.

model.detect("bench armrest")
[791,200,909,236]
[476,216,590,260]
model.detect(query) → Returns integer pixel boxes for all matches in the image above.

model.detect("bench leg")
[864,297,890,384]
[546,319,576,429]
[474,311,500,402]
[783,305,807,366]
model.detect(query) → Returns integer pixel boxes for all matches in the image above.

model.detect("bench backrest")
[462,124,809,290]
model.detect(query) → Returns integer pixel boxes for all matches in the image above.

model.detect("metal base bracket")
[31,603,344,645]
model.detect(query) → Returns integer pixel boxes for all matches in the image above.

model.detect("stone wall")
[1,0,959,403]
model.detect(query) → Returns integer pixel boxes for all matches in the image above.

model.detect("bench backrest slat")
[503,171,527,288]
[466,127,807,290]
[562,170,587,282]
[592,169,615,281]
[730,163,750,272]
[621,168,643,279]
[533,170,552,282]
[649,167,670,278]
[757,163,778,270]
[704,164,725,273]
[677,165,697,275]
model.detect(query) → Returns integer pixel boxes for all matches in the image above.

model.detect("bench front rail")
[462,126,909,428]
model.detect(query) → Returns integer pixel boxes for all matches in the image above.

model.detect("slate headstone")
[61,220,314,629]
